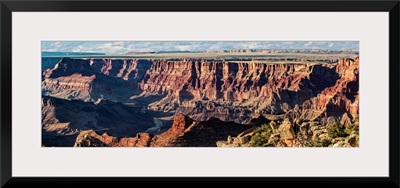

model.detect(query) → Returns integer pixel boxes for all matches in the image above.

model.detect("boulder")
[227,136,233,144]
[347,133,358,147]
[278,119,295,147]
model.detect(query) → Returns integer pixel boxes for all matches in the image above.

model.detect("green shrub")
[254,124,270,134]
[249,124,272,147]
[345,123,359,135]
[345,116,359,135]
[327,122,348,139]
[353,116,359,123]
[346,116,359,146]
[314,138,331,147]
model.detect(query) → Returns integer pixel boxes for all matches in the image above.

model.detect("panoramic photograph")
[41,41,359,147]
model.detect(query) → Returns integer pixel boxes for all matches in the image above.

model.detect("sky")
[42,41,359,55]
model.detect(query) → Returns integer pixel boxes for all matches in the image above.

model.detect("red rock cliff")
[43,57,359,125]
[42,58,152,102]
[139,58,350,124]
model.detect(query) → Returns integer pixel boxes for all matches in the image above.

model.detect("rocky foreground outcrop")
[217,117,359,147]
[74,114,257,147]
[74,114,358,147]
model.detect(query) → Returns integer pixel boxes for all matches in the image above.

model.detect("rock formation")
[42,58,152,102]
[285,57,359,124]
[42,55,359,147]
[138,58,358,125]
[42,57,62,71]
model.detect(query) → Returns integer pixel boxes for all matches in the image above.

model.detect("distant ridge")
[125,50,192,55]
[42,51,105,57]
[125,49,358,55]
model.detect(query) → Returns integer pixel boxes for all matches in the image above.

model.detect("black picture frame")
[1,0,399,187]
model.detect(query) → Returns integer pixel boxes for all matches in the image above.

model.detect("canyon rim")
[41,41,359,147]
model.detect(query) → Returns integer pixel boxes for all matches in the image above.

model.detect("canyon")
[41,52,359,147]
